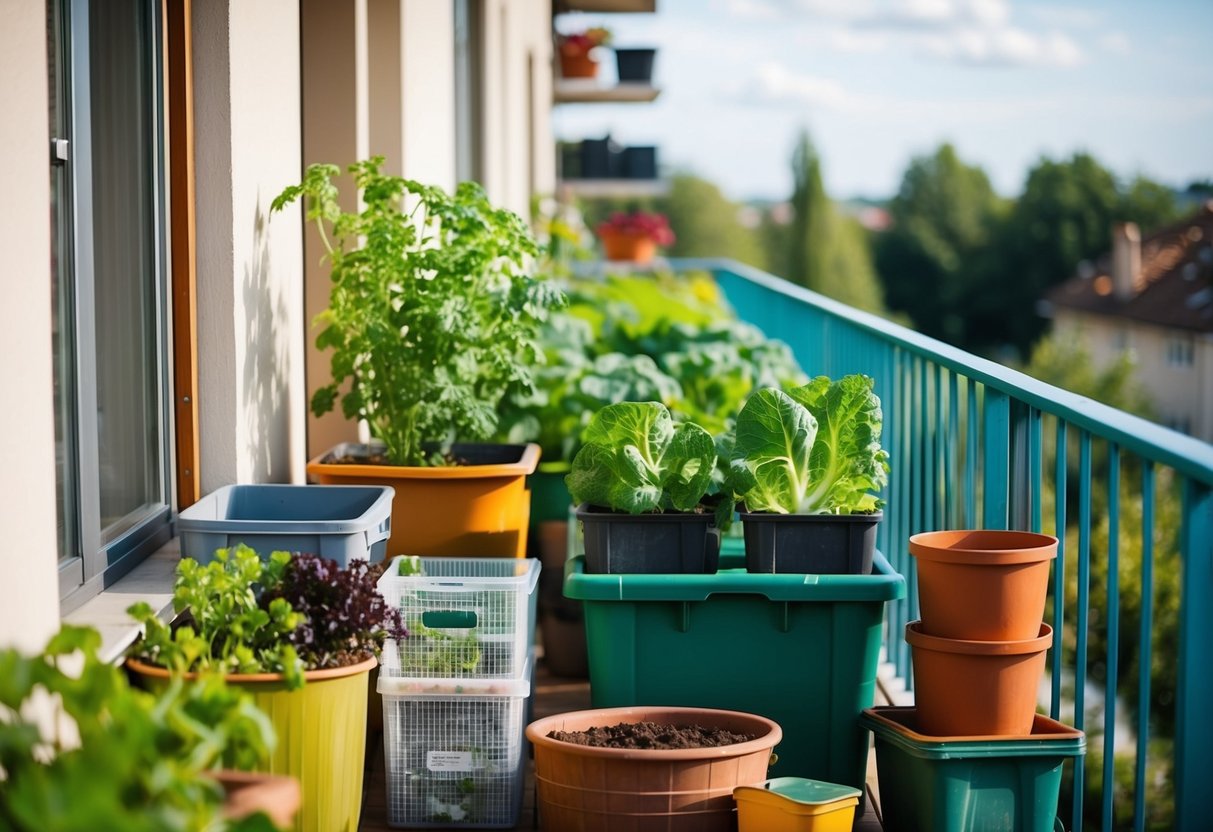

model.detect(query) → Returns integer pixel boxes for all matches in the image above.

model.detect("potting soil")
[548,721,755,750]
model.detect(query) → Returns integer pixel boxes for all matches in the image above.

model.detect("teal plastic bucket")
[860,706,1085,832]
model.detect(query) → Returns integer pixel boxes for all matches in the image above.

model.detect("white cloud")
[922,27,1085,68]
[720,0,1089,70]
[1026,5,1103,29]
[1099,31,1132,56]
[723,62,854,110]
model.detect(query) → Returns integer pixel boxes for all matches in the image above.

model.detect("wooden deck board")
[360,659,887,830]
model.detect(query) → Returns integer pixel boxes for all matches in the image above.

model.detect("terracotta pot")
[527,706,782,831]
[129,657,375,832]
[308,441,540,559]
[213,770,301,828]
[910,529,1057,641]
[599,229,658,263]
[560,51,599,79]
[906,621,1051,737]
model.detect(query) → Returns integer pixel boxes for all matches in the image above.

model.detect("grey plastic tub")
[178,484,394,566]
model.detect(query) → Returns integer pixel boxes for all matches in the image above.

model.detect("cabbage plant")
[728,375,889,515]
[565,402,716,514]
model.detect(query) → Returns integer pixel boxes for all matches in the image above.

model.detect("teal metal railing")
[671,258,1213,831]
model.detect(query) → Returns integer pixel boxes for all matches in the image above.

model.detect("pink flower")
[596,211,676,247]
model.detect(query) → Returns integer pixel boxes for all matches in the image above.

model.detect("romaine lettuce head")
[565,402,716,514]
[730,375,888,515]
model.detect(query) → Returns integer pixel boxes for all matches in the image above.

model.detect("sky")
[552,0,1213,202]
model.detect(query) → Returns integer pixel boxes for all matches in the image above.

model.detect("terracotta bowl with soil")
[526,706,782,832]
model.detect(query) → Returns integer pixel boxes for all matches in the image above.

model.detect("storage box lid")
[563,550,905,602]
[734,776,861,808]
[378,555,540,594]
[378,652,532,698]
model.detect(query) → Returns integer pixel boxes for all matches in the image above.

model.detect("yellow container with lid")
[735,777,862,832]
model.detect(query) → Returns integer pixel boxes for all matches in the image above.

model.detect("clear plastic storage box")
[377,556,540,679]
[378,648,532,829]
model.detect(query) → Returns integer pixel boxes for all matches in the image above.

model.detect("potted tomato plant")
[126,545,405,832]
[596,211,675,264]
[272,159,564,559]
[557,27,611,79]
[722,375,889,574]
[565,401,719,574]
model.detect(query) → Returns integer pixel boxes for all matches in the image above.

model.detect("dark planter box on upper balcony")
[580,136,622,178]
[614,48,656,83]
[622,146,657,179]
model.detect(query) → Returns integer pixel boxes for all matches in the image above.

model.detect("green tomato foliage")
[565,402,716,514]
[272,158,565,466]
[0,625,278,832]
[727,375,889,516]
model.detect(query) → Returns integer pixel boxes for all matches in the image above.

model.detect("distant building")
[1044,203,1213,441]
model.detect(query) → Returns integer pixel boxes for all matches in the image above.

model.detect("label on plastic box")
[426,751,481,772]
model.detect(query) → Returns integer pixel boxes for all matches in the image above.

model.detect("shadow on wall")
[241,196,291,481]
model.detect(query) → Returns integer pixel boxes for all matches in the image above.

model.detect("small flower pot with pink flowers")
[596,211,675,264]
[558,27,611,79]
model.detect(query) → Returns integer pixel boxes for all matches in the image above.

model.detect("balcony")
[357,257,1211,830]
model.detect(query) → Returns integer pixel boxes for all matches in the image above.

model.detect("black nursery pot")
[577,504,720,574]
[580,136,622,178]
[740,511,883,574]
[622,146,658,179]
[614,48,656,83]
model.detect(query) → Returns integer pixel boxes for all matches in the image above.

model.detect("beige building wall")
[1053,310,1213,442]
[302,0,555,459]
[0,0,62,651]
[194,0,306,492]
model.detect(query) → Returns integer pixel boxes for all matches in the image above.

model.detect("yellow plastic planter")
[308,442,540,559]
[734,777,862,832]
[128,657,375,832]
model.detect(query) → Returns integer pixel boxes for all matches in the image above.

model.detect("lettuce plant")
[565,402,716,514]
[728,375,889,516]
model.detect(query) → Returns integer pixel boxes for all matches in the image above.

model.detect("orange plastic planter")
[910,529,1057,641]
[906,621,1051,737]
[307,443,539,559]
[527,706,782,832]
[600,229,658,264]
[559,51,599,79]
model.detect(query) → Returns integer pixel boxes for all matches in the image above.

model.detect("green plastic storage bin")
[860,706,1085,832]
[563,550,904,789]
[528,464,573,525]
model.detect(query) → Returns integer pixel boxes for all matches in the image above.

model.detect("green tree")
[657,174,767,268]
[786,130,884,312]
[992,154,1177,355]
[874,143,1003,347]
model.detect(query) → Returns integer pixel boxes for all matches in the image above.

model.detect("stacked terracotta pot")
[907,530,1058,736]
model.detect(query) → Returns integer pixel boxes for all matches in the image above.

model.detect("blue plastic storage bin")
[178,484,394,566]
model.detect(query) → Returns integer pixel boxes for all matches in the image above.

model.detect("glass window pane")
[48,0,80,570]
[88,0,163,540]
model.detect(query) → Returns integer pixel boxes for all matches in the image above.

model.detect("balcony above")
[557,178,670,198]
[555,0,656,12]
[554,78,661,104]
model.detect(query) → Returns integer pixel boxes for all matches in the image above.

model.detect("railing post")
[982,388,1010,530]
[1176,478,1213,831]
[1008,398,1032,531]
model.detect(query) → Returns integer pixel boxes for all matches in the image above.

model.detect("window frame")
[56,0,175,614]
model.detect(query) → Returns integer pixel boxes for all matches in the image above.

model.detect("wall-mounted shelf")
[555,0,657,12]
[554,79,661,104]
[558,179,670,198]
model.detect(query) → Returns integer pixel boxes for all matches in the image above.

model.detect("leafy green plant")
[128,546,404,690]
[726,375,889,516]
[272,158,565,467]
[401,618,482,676]
[0,625,278,832]
[565,402,716,514]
